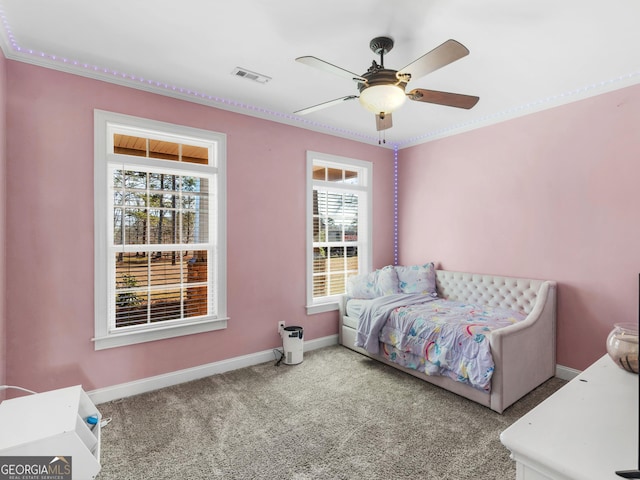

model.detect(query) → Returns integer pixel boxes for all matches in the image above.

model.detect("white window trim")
[93,110,227,349]
[305,151,372,315]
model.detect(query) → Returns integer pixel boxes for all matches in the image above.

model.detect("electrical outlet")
[278,321,285,334]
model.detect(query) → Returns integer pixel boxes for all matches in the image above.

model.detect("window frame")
[93,110,227,350]
[306,151,372,314]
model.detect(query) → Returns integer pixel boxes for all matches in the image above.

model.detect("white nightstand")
[501,355,639,480]
[0,385,102,480]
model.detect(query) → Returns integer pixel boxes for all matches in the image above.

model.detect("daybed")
[339,266,557,413]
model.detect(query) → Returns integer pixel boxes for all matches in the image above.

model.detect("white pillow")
[346,270,379,299]
[346,265,401,298]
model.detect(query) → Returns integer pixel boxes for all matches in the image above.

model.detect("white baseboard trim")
[555,364,581,381]
[89,334,339,405]
[89,336,578,405]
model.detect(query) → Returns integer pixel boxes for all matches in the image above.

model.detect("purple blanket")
[354,293,436,354]
[354,295,526,390]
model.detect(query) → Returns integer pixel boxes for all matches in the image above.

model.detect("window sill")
[306,302,339,315]
[93,317,229,350]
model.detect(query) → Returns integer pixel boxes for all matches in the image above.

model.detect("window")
[306,151,372,314]
[94,110,227,349]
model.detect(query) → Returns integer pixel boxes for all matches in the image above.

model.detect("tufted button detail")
[436,270,544,314]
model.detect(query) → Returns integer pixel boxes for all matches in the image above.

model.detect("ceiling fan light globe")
[358,84,407,114]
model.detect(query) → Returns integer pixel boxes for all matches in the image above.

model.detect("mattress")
[345,298,373,319]
[344,298,374,329]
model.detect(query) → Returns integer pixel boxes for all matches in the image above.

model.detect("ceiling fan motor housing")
[358,69,406,91]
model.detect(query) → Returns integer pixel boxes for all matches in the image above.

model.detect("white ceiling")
[0,0,639,148]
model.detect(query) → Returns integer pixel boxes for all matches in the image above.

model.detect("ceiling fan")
[295,36,479,133]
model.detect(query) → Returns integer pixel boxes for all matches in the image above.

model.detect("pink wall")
[4,61,395,393]
[0,49,6,395]
[5,55,637,392]
[399,83,640,370]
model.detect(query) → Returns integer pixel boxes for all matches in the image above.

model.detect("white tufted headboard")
[435,270,545,314]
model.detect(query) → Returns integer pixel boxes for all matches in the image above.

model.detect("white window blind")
[109,165,214,329]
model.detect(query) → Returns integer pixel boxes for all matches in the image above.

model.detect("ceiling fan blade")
[398,39,470,81]
[294,95,358,115]
[408,89,479,109]
[376,113,393,131]
[296,56,366,82]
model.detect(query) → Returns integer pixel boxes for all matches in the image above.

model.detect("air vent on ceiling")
[231,67,271,84]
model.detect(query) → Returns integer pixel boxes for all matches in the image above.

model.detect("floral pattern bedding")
[361,297,526,391]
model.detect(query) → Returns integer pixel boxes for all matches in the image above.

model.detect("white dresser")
[501,355,639,480]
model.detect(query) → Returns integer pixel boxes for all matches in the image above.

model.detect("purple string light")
[394,144,399,266]
[0,7,388,145]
